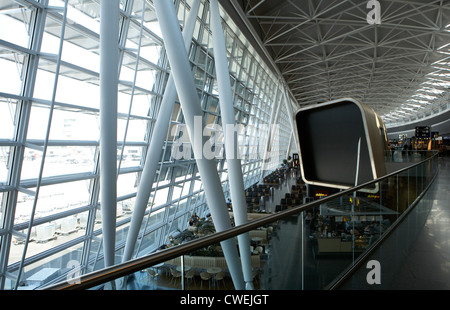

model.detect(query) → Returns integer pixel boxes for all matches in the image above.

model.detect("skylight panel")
[413,93,436,100]
[405,103,423,108]
[407,99,429,105]
[402,107,417,112]
[438,42,450,50]
[424,80,450,88]
[419,87,444,95]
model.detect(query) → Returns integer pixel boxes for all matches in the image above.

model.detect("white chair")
[185,269,196,287]
[200,272,212,290]
[146,268,157,282]
[213,271,226,289]
[170,268,182,286]
[145,268,159,288]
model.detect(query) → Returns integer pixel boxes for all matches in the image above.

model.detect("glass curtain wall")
[0,0,292,289]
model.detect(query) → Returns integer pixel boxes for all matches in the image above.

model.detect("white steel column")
[100,0,119,268]
[261,85,281,177]
[209,0,253,290]
[286,132,294,158]
[122,0,201,263]
[153,0,245,289]
[281,83,298,154]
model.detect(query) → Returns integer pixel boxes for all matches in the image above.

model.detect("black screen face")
[296,101,374,187]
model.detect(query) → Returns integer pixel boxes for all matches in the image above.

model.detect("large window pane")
[15,180,91,225]
[0,97,18,140]
[44,146,96,176]
[20,145,96,180]
[8,237,85,288]
[0,3,33,48]
[119,146,143,169]
[0,49,27,96]
[117,172,139,198]
[0,147,11,185]
[118,118,148,142]
[27,105,100,141]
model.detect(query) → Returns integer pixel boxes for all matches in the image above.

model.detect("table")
[176,265,191,272]
[206,267,222,288]
[251,237,263,245]
[206,267,222,274]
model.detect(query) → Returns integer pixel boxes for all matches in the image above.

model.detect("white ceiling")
[230,0,450,126]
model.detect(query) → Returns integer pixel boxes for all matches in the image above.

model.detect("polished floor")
[388,156,450,290]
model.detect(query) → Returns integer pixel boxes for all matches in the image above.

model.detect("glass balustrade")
[41,151,439,291]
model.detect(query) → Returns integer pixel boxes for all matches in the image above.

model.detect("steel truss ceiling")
[234,0,450,124]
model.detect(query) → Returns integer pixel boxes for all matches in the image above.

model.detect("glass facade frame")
[0,0,293,289]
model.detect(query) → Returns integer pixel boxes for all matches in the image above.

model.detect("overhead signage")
[314,191,328,199]
[415,126,430,138]
[293,153,299,166]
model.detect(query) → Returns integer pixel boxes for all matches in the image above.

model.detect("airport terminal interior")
[0,0,450,291]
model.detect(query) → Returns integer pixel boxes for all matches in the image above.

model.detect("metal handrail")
[43,151,439,290]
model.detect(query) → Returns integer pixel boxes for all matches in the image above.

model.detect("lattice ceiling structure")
[231,0,450,125]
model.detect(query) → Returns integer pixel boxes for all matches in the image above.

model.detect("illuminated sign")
[415,126,430,138]
[314,191,328,199]
[293,153,299,166]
